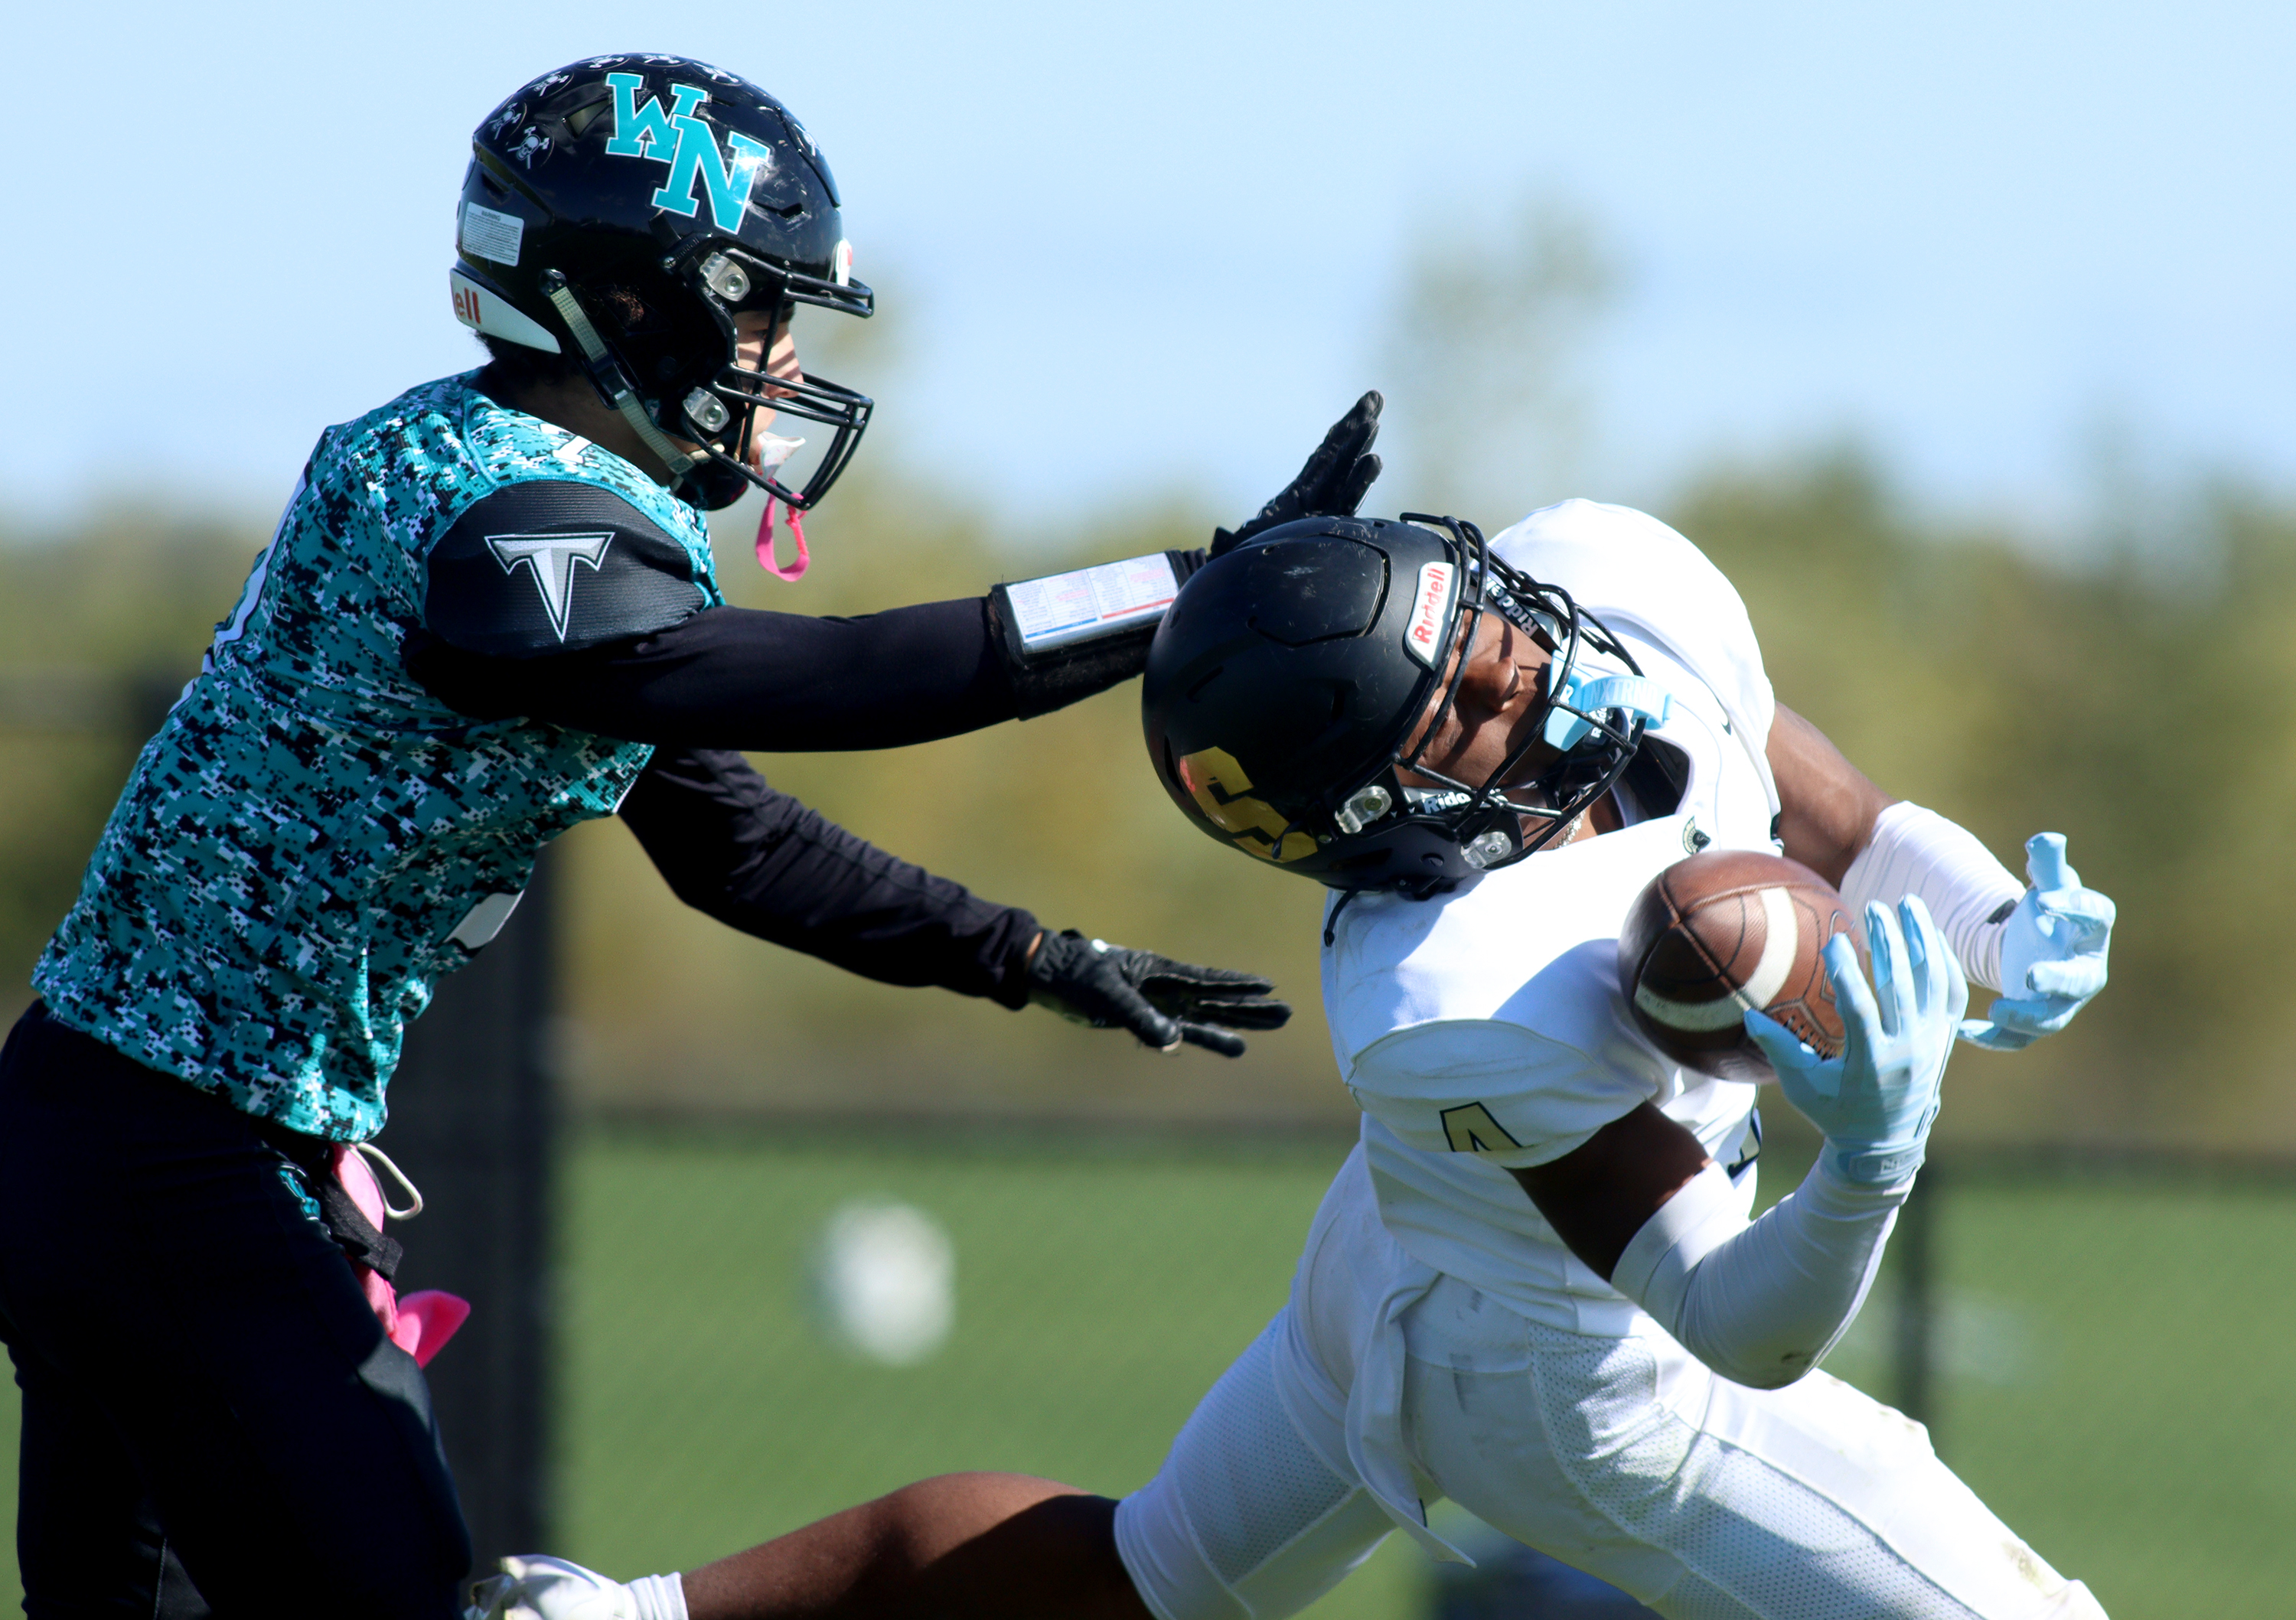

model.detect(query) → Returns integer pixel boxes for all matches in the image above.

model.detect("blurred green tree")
[0,511,262,1015]
[1677,454,2296,1146]
[5,381,2293,1149]
[1379,197,1618,518]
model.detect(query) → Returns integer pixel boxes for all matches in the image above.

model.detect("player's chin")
[1496,714,1565,774]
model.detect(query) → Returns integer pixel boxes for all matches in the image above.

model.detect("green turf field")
[556,1124,1427,1620]
[558,1129,2296,1617]
[4,1130,2293,1616]
[1854,1171,2296,1615]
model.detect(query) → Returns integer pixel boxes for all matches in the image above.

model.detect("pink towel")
[331,1146,471,1368]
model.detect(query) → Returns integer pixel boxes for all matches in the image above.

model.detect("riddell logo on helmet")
[448,269,563,354]
[1402,562,1455,668]
[602,72,774,233]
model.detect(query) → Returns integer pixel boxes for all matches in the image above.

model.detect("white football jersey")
[1322,500,1783,1336]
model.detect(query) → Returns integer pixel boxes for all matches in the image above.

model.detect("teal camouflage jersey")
[34,372,722,1140]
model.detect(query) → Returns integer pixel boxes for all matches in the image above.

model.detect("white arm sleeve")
[1839,800,2024,991]
[1609,1159,1910,1390]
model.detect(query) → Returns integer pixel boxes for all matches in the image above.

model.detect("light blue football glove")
[1746,896,1968,1187]
[1955,833,2114,1052]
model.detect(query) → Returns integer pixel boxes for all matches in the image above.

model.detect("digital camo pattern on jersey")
[34,373,722,1141]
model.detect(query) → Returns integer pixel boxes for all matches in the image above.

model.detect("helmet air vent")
[1239,539,1386,647]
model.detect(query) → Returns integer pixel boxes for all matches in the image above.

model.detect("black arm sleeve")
[407,598,1025,751]
[412,504,1174,745]
[1000,615,1159,720]
[621,746,1039,1008]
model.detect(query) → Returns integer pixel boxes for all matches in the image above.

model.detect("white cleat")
[465,1556,686,1620]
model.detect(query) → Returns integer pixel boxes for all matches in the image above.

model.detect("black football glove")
[1211,391,1385,558]
[1026,930,1293,1058]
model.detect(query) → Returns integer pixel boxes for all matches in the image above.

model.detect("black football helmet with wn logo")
[452,54,873,511]
[1141,515,1660,900]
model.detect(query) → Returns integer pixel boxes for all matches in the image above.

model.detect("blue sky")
[8,1,2291,541]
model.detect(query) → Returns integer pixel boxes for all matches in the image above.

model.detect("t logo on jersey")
[602,72,773,233]
[486,532,614,643]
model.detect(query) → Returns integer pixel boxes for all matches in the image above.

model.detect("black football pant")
[0,1004,471,1618]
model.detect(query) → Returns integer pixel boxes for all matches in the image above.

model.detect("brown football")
[1616,849,1864,1082]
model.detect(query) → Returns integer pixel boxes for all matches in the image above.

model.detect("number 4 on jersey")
[1440,1102,1523,1155]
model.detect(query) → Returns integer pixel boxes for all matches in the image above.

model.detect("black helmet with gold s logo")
[1141,514,1654,900]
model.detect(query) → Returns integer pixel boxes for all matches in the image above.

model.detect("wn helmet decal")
[602,72,774,233]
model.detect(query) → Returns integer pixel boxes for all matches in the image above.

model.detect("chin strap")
[539,270,703,481]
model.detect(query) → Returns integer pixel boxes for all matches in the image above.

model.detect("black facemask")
[677,456,758,513]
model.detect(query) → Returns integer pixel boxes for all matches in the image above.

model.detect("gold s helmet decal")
[1175,747,1317,863]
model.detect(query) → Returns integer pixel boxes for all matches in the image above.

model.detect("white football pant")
[1114,1150,2105,1620]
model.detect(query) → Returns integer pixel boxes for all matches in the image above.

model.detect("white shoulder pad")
[1346,1015,1655,1170]
[1490,500,1778,810]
